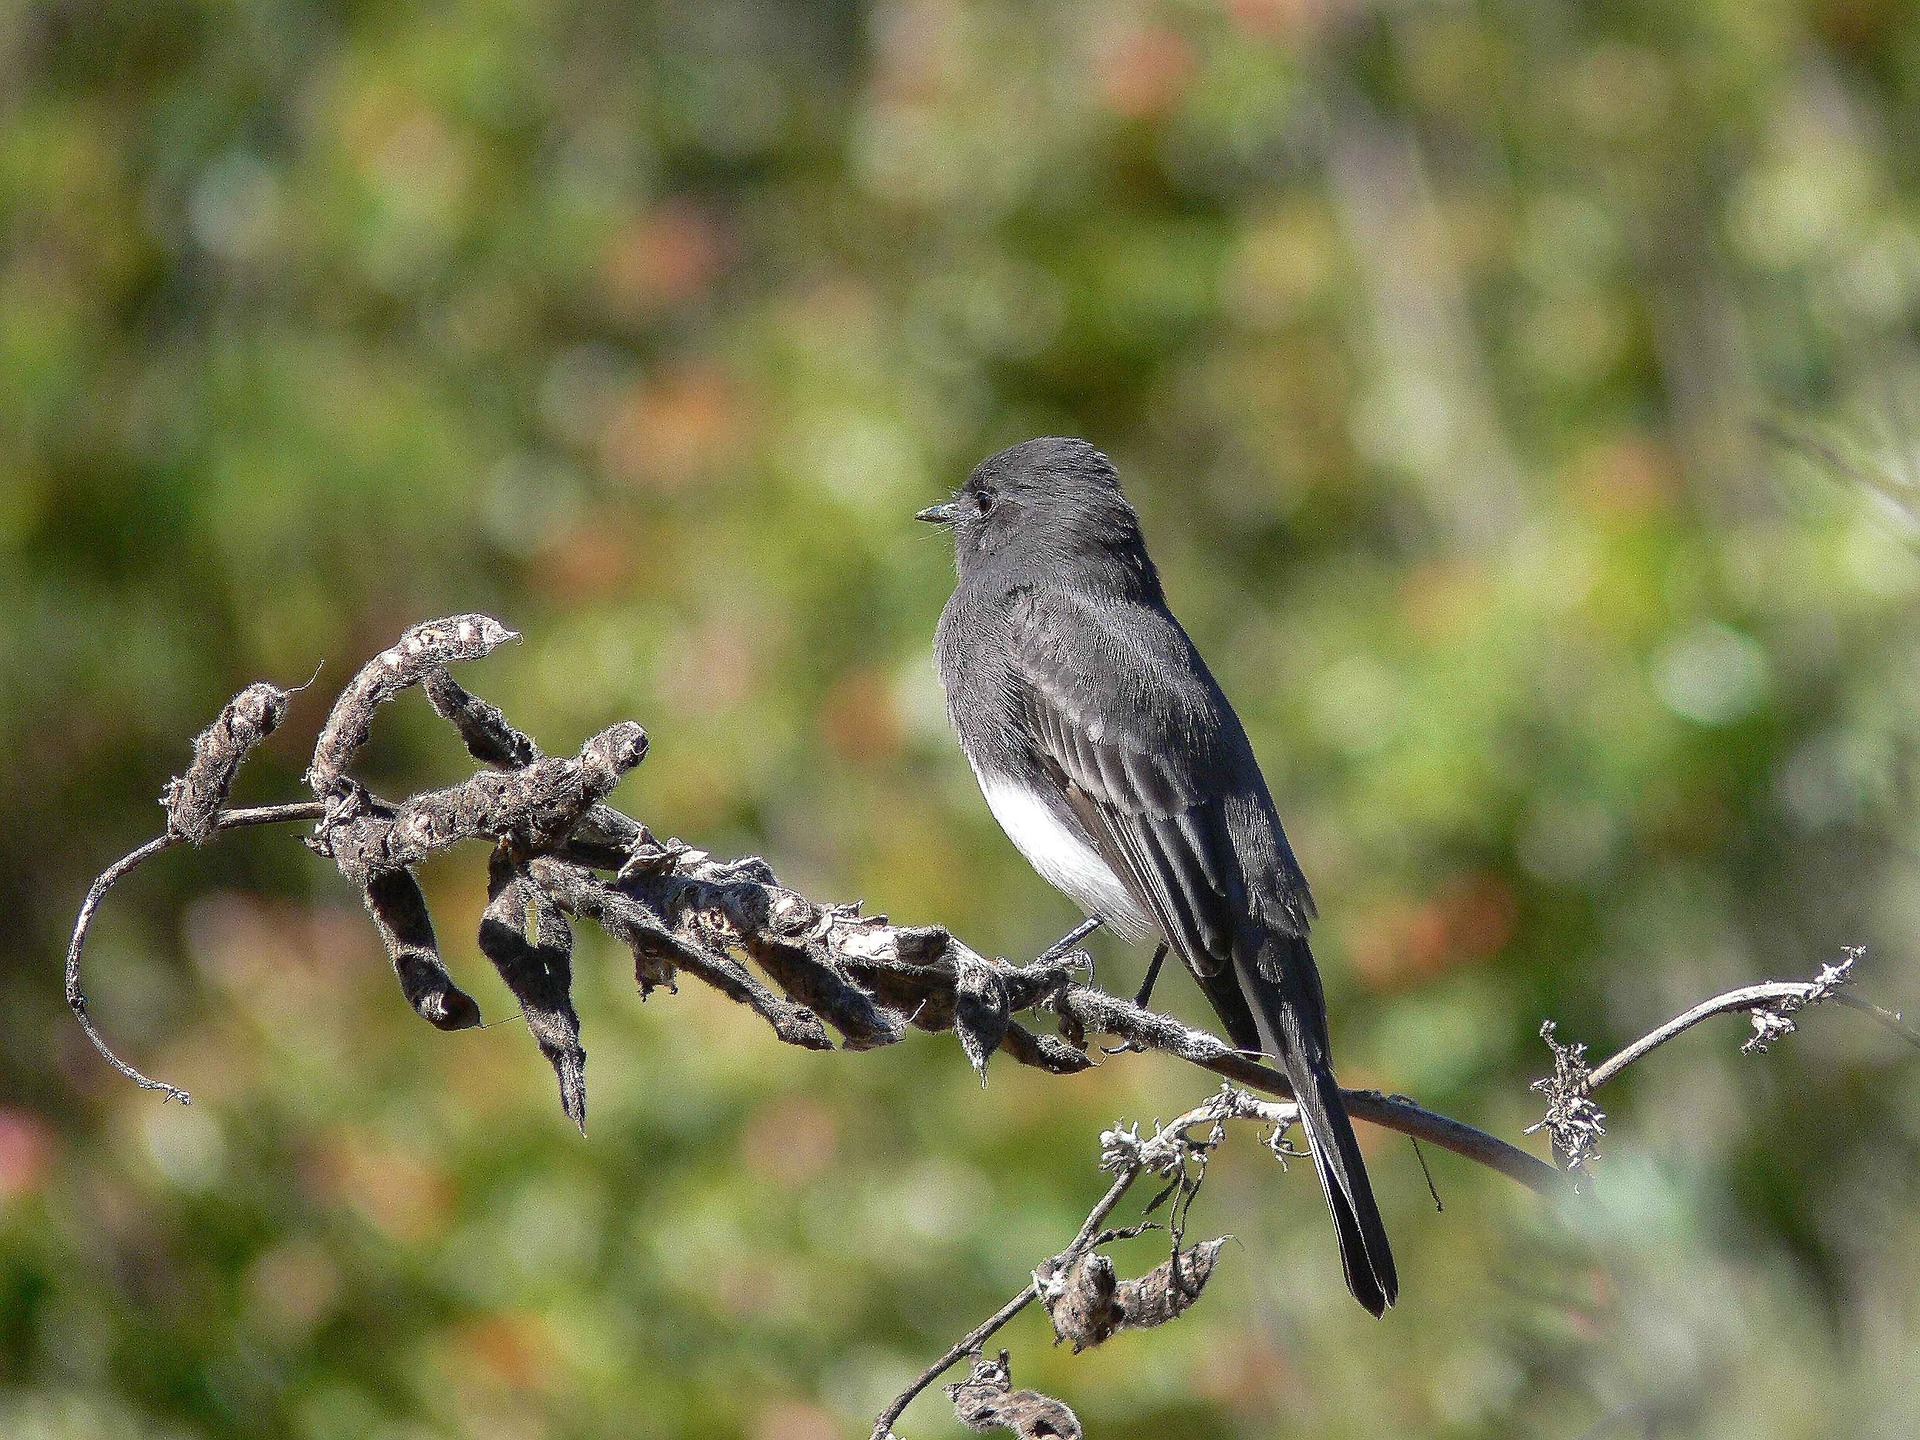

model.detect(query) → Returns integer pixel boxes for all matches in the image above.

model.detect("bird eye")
[975,488,996,515]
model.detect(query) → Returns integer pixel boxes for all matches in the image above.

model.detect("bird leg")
[1100,942,1170,1055]
[1034,915,1104,977]
[1131,942,1169,1010]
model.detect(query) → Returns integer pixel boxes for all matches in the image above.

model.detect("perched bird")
[919,437,1397,1315]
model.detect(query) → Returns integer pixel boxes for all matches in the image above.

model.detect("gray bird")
[919,437,1396,1315]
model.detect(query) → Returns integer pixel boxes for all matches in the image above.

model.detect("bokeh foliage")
[5,1,1920,1436]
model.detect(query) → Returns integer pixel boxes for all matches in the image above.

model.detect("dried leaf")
[954,953,1010,1084]
[999,1023,1094,1075]
[361,868,482,1031]
[423,667,540,769]
[1113,1238,1226,1330]
[480,851,586,1132]
[946,1351,1081,1440]
[530,858,834,1051]
[1033,1252,1124,1352]
[1526,1019,1606,1178]
[163,680,293,842]
[1034,1239,1227,1350]
[309,614,519,795]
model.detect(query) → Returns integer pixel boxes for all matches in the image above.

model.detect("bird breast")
[975,771,1153,939]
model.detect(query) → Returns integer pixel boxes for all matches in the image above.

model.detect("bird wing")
[1008,587,1394,1314]
[1006,587,1309,992]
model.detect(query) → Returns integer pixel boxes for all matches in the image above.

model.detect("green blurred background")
[5,1,1920,1436]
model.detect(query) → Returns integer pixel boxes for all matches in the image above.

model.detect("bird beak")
[915,499,961,525]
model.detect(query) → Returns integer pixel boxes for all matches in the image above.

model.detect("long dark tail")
[1235,934,1398,1316]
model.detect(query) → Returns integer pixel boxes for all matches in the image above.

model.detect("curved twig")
[1591,980,1841,1087]
[64,801,327,1103]
[1527,947,1914,1175]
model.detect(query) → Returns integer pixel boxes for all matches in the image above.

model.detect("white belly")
[977,772,1153,939]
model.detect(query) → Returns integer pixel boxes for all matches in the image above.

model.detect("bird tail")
[1236,933,1398,1317]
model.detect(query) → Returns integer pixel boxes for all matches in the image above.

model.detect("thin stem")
[1586,981,1816,1088]
[869,1289,1042,1440]
[64,802,327,1104]
[1104,1008,1568,1194]
[870,1167,1140,1439]
[1834,990,1920,1048]
[1066,1167,1150,1251]
[1584,975,1918,1090]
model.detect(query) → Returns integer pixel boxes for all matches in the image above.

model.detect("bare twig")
[65,801,326,1104]
[1529,947,1915,1178]
[873,1087,1292,1439]
[1591,949,1887,1080]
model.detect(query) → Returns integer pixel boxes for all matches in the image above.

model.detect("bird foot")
[1032,915,1105,972]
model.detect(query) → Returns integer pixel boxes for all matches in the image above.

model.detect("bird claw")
[1031,916,1105,972]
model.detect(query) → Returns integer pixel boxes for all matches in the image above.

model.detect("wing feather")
[1003,586,1395,1312]
[1007,588,1291,982]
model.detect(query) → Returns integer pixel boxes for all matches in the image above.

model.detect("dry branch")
[872,1085,1293,1438]
[60,615,1916,1437]
[1526,946,1916,1180]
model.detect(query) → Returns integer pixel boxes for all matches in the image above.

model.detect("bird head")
[917,437,1152,587]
